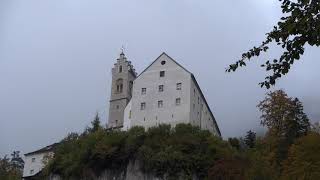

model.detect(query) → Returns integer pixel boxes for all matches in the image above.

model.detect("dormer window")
[119,65,122,73]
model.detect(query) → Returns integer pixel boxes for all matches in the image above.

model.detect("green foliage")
[281,132,320,180]
[227,0,320,88]
[0,151,24,180]
[258,90,310,142]
[46,124,231,179]
[228,137,240,150]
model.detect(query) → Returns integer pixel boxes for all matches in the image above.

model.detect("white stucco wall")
[120,53,220,137]
[122,100,132,131]
[190,77,219,135]
[130,53,192,129]
[23,151,53,178]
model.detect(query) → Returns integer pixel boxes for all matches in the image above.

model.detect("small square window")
[32,158,35,162]
[141,88,146,95]
[176,83,182,90]
[140,102,146,110]
[158,100,163,108]
[30,170,34,174]
[116,105,120,109]
[159,85,164,92]
[160,71,165,77]
[176,98,181,106]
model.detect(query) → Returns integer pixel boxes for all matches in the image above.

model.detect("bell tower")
[108,51,137,128]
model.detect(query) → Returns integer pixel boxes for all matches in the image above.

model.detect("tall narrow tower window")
[119,65,122,73]
[116,79,123,93]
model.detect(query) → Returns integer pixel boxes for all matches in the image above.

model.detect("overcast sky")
[1,0,319,156]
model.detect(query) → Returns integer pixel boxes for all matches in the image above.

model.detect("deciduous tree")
[227,0,320,88]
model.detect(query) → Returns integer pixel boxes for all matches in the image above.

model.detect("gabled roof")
[136,52,191,79]
[24,143,59,156]
[137,52,221,136]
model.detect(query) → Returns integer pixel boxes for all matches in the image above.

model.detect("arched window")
[116,78,123,93]
[119,65,122,73]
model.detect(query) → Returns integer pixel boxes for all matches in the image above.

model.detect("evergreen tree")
[90,112,102,133]
[10,151,24,171]
[244,130,256,148]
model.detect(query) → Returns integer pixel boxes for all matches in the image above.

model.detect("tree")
[258,90,310,167]
[258,90,310,140]
[281,132,320,180]
[208,158,249,180]
[10,151,24,171]
[228,137,241,150]
[0,151,24,180]
[227,0,320,88]
[90,112,102,133]
[244,130,256,148]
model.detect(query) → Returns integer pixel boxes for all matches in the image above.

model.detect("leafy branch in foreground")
[227,0,320,88]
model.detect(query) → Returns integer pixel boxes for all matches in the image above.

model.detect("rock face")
[49,161,198,180]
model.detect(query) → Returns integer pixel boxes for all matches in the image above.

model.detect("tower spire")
[120,45,125,59]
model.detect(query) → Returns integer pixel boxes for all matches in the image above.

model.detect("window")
[198,97,200,104]
[30,170,34,174]
[119,65,122,73]
[158,100,163,108]
[141,88,146,95]
[158,85,164,92]
[176,83,182,90]
[116,79,123,93]
[140,102,146,110]
[129,81,133,95]
[160,71,165,77]
[193,104,195,110]
[161,61,166,65]
[176,98,181,106]
[129,111,132,119]
[32,158,35,163]
[194,89,196,96]
[116,105,119,109]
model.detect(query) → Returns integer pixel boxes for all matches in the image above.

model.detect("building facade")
[108,52,221,136]
[22,143,58,179]
[108,52,137,128]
